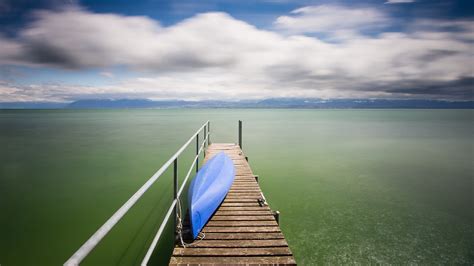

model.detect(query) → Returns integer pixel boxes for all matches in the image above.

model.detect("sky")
[0,0,472,102]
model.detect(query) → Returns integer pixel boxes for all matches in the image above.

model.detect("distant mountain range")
[1,98,473,109]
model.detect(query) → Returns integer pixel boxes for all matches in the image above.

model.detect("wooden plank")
[236,170,253,175]
[210,215,275,221]
[202,226,281,233]
[224,195,262,199]
[217,206,270,211]
[234,171,253,174]
[230,186,260,190]
[229,190,261,193]
[230,186,260,189]
[226,192,261,196]
[223,198,258,203]
[226,195,262,199]
[173,247,292,256]
[200,232,285,240]
[170,255,296,265]
[220,202,261,207]
[230,185,260,188]
[228,190,261,192]
[232,178,257,182]
[232,180,258,184]
[214,210,271,216]
[226,192,262,196]
[186,239,288,248]
[232,178,257,181]
[228,191,262,194]
[206,220,278,227]
[227,191,261,194]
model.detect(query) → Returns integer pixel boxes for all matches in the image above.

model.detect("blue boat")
[188,152,235,239]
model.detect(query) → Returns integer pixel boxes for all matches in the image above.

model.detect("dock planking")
[169,143,296,265]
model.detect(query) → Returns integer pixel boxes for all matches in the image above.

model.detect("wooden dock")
[169,143,296,265]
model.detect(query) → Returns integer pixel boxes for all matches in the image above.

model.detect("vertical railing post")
[207,121,211,145]
[196,133,199,173]
[273,210,280,225]
[173,158,178,235]
[204,125,207,149]
[238,120,242,149]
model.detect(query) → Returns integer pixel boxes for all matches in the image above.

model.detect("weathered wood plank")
[227,191,262,195]
[185,239,288,248]
[229,188,262,194]
[226,195,262,199]
[229,190,261,193]
[202,226,281,233]
[220,202,262,207]
[173,247,292,256]
[199,232,285,240]
[222,198,258,203]
[226,191,262,195]
[229,185,260,188]
[229,187,260,190]
[169,255,296,265]
[236,169,253,173]
[210,215,275,221]
[232,177,257,180]
[206,220,278,227]
[217,206,270,211]
[232,181,258,184]
[170,256,296,265]
[226,192,261,196]
[214,210,272,216]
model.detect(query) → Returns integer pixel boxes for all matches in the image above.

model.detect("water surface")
[0,109,472,265]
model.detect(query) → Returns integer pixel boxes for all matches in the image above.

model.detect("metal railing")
[65,121,210,266]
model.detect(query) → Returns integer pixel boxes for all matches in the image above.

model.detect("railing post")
[173,158,178,235]
[196,133,199,173]
[204,125,207,149]
[238,120,242,149]
[208,121,211,145]
[273,210,280,225]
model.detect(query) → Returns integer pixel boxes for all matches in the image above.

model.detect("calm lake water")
[0,109,473,265]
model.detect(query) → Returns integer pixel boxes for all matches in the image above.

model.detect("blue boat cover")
[188,151,235,239]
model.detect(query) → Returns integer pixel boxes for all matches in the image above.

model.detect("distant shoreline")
[1,98,473,109]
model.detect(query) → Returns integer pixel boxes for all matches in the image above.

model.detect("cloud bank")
[0,5,472,101]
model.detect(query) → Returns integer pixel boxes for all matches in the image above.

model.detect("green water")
[0,109,472,265]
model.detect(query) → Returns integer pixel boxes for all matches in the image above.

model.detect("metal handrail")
[65,121,210,266]
[141,132,208,265]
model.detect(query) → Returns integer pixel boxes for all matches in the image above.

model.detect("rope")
[176,197,205,248]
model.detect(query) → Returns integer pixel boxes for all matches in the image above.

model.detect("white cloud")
[0,6,472,102]
[273,5,388,35]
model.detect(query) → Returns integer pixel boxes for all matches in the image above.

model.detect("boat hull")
[188,152,235,239]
